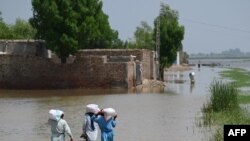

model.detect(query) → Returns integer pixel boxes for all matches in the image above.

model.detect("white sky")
[0,0,250,54]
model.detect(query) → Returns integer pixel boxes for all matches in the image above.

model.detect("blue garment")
[92,115,116,141]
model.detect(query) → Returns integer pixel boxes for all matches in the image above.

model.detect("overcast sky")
[1,0,250,54]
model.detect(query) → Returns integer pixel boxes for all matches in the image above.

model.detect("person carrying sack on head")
[48,109,74,141]
[80,104,100,141]
[92,108,117,141]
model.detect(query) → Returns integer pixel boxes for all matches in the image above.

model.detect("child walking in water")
[92,108,117,141]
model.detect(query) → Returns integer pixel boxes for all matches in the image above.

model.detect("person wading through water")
[92,108,117,141]
[81,104,100,141]
[48,109,74,141]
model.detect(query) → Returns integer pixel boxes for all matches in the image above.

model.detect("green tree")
[0,19,36,39]
[0,22,11,39]
[0,11,36,39]
[75,0,120,49]
[11,18,36,39]
[0,11,3,22]
[0,11,13,39]
[154,3,185,80]
[133,21,155,50]
[30,0,120,63]
[125,38,136,49]
[30,0,79,63]
[111,37,125,49]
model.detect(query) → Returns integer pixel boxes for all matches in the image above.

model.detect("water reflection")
[190,82,195,93]
[0,66,223,141]
[165,66,223,95]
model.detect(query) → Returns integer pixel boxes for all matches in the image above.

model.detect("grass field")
[201,68,250,141]
[220,68,250,88]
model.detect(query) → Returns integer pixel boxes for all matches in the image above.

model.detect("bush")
[208,80,239,112]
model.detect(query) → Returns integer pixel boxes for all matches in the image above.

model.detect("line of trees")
[1,2,185,81]
[0,12,36,39]
[190,48,250,59]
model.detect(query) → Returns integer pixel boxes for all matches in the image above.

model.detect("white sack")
[86,104,100,114]
[49,109,64,121]
[103,108,116,121]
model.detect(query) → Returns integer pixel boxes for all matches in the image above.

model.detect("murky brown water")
[0,66,223,141]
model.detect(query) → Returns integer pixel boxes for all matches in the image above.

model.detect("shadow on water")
[0,66,224,141]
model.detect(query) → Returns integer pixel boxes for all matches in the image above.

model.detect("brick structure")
[0,40,49,57]
[0,41,156,89]
[76,49,155,80]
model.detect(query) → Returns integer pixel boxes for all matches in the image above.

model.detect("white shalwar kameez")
[49,118,73,141]
[83,113,99,141]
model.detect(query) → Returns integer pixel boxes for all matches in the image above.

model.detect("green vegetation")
[128,21,155,50]
[126,3,185,81]
[203,81,239,113]
[238,95,250,104]
[154,3,185,80]
[190,48,250,59]
[201,69,250,141]
[220,68,250,87]
[11,18,37,39]
[30,0,121,63]
[0,11,2,22]
[221,68,250,105]
[2,2,185,70]
[0,12,36,39]
[202,108,250,141]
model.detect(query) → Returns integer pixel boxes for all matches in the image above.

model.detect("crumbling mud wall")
[0,55,134,89]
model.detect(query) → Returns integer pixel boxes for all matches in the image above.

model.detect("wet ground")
[0,66,223,141]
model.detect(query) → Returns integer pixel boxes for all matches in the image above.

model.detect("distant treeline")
[189,48,250,59]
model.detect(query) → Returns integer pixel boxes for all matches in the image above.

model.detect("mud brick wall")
[0,40,48,57]
[0,55,132,89]
[76,49,154,79]
[0,40,155,89]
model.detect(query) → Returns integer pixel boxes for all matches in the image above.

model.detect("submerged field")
[220,68,250,103]
[220,68,250,88]
[201,68,250,141]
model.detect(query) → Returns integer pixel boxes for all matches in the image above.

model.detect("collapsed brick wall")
[0,55,134,89]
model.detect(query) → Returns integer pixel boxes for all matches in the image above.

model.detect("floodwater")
[189,58,250,71]
[0,65,225,141]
